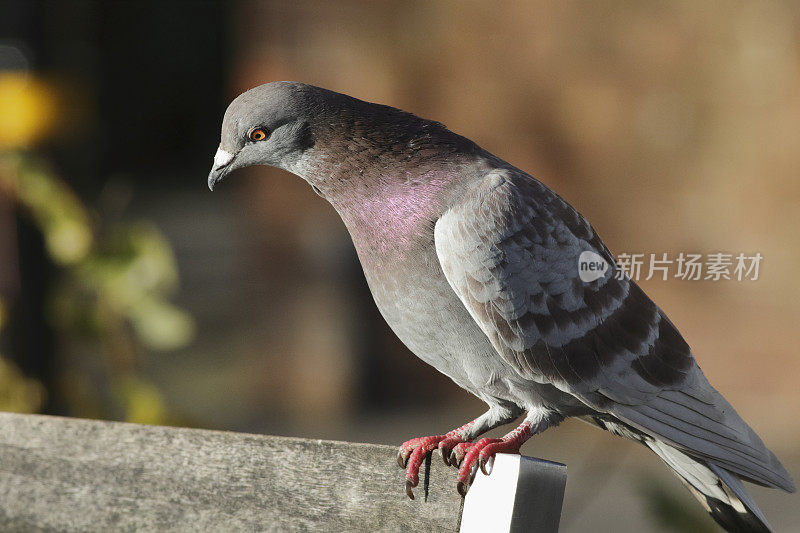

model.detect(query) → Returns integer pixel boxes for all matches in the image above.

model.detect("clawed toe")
[437,437,459,467]
[397,449,410,469]
[399,435,446,499]
[456,437,527,493]
[440,446,452,466]
[449,449,459,467]
[448,441,476,469]
[479,454,494,476]
[454,438,502,494]
[438,436,470,467]
[455,461,479,496]
[405,478,417,500]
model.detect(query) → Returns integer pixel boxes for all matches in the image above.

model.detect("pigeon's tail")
[646,439,773,532]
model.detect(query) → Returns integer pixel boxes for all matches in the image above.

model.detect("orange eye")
[249,128,268,141]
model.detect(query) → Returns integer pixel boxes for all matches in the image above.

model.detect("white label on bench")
[460,453,521,533]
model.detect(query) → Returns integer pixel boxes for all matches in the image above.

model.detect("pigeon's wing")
[433,169,793,492]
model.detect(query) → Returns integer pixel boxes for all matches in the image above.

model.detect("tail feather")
[647,439,774,532]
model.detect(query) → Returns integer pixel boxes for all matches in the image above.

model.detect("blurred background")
[0,1,798,531]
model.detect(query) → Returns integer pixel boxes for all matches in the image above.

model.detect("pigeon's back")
[434,166,794,531]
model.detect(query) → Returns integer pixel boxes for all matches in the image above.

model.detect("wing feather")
[434,168,794,492]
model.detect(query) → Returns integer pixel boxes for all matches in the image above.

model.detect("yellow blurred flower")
[0,72,58,149]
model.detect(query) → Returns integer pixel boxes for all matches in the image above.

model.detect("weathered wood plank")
[0,412,567,532]
[0,412,462,532]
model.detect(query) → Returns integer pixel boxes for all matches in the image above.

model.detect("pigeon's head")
[208,81,318,191]
[208,81,465,197]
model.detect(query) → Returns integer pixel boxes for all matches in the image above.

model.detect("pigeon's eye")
[249,128,268,142]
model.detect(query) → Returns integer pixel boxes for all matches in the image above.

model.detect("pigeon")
[209,82,794,532]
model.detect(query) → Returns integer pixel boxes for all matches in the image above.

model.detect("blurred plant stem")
[0,151,194,424]
[0,297,45,413]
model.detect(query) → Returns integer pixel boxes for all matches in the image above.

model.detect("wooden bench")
[0,412,566,532]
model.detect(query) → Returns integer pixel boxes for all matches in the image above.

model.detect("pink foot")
[455,421,533,496]
[398,434,447,497]
[397,421,476,499]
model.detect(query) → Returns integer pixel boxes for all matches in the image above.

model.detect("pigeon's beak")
[208,147,236,191]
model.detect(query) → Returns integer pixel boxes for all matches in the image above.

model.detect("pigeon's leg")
[399,404,521,499]
[455,409,563,496]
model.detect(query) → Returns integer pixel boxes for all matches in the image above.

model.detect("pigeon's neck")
[297,150,476,258]
[331,166,464,257]
[292,102,479,193]
[286,105,491,255]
